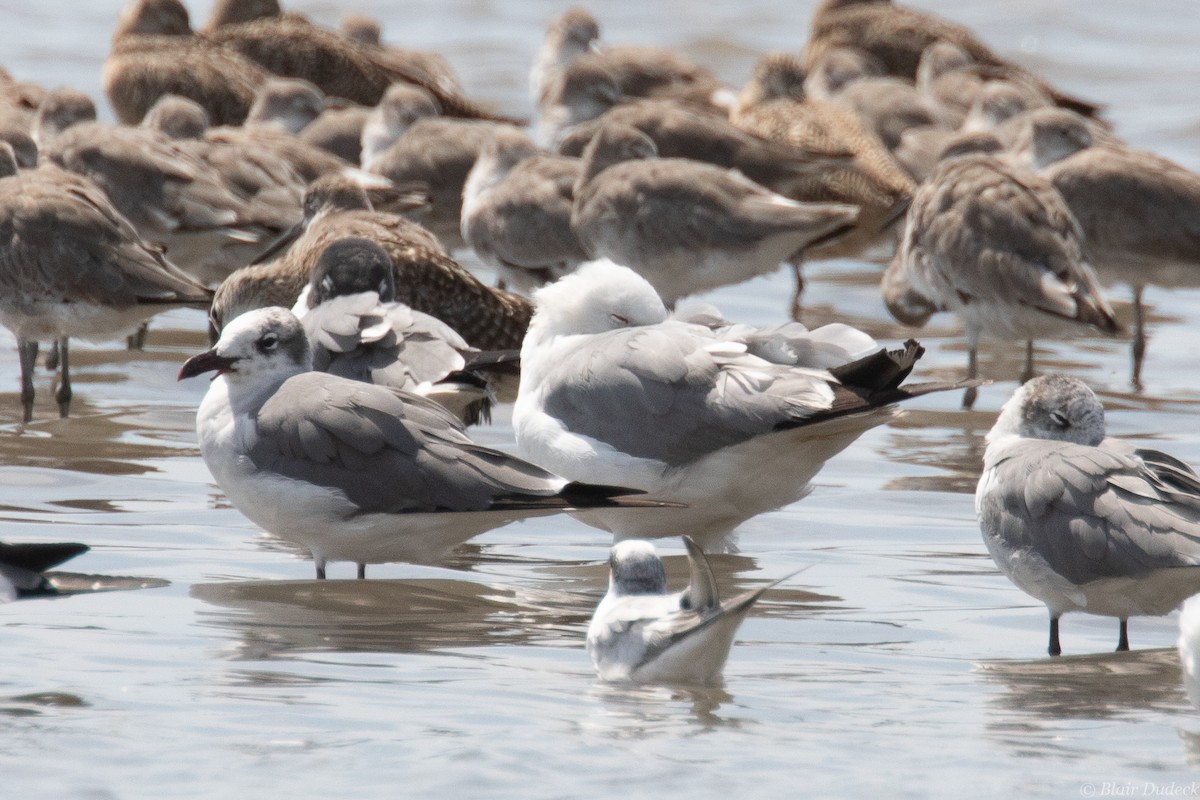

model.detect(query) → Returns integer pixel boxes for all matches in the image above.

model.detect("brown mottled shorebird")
[554,98,854,193]
[104,0,268,126]
[212,175,531,351]
[571,123,860,308]
[732,53,914,311]
[882,146,1122,407]
[38,88,278,285]
[531,7,731,114]
[461,127,587,294]
[0,141,211,420]
[803,0,1104,119]
[363,84,530,250]
[202,0,516,124]
[1011,107,1200,386]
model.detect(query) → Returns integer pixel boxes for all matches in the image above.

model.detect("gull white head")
[608,540,668,597]
[529,259,669,339]
[988,374,1105,446]
[179,307,312,391]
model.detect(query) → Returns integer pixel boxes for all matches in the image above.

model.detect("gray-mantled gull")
[0,541,90,603]
[587,537,790,684]
[1010,106,1200,387]
[976,374,1200,656]
[179,306,672,579]
[293,237,501,425]
[570,123,860,309]
[514,260,963,550]
[0,145,211,420]
[882,146,1121,407]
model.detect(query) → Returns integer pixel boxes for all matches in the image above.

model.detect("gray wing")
[980,438,1200,584]
[302,293,469,389]
[538,321,836,465]
[250,372,564,512]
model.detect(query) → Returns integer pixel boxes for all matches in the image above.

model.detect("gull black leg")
[788,261,806,322]
[1131,286,1146,389]
[315,562,326,580]
[54,338,72,418]
[1116,619,1129,652]
[1048,615,1062,657]
[356,563,366,579]
[17,338,37,422]
[1019,340,1035,384]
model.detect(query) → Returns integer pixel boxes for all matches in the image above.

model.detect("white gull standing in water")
[977,374,1200,656]
[514,260,962,550]
[587,537,790,684]
[179,306,672,579]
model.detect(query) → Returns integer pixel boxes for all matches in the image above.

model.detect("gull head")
[529,259,668,338]
[608,540,668,597]
[179,307,311,385]
[988,374,1105,446]
[305,237,396,309]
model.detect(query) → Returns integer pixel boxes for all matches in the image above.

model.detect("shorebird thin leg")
[17,338,37,422]
[1116,618,1130,652]
[1048,615,1062,657]
[962,332,979,410]
[1131,285,1146,389]
[1019,340,1035,384]
[44,340,58,371]
[357,563,366,579]
[315,561,327,580]
[788,261,806,322]
[54,338,72,418]
[127,322,149,351]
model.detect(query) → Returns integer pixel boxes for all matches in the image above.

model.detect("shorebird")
[0,141,211,420]
[361,83,530,249]
[293,237,501,425]
[0,541,90,602]
[977,374,1200,656]
[297,103,370,164]
[1010,107,1200,386]
[802,0,1103,119]
[513,260,961,549]
[104,0,268,126]
[243,76,325,134]
[587,537,789,684]
[731,53,915,311]
[461,127,588,294]
[881,144,1121,407]
[211,175,532,351]
[570,123,859,307]
[201,0,514,123]
[179,306,673,578]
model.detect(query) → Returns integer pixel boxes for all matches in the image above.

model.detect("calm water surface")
[2,1,1200,797]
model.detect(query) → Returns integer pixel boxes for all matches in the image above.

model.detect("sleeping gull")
[293,237,503,425]
[179,306,671,579]
[514,260,962,550]
[587,536,790,684]
[976,374,1200,656]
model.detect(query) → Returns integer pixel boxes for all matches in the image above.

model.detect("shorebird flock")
[2,0,1200,682]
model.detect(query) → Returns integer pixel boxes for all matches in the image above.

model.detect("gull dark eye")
[258,332,279,352]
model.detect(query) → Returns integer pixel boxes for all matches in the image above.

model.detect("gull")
[210,175,531,351]
[293,236,501,425]
[0,142,212,420]
[881,143,1121,407]
[514,260,961,550]
[1010,106,1200,387]
[179,306,672,579]
[461,126,587,294]
[587,537,789,684]
[570,123,860,308]
[977,374,1200,656]
[802,0,1103,119]
[0,541,90,603]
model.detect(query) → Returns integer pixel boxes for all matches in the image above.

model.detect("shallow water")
[3,1,1200,797]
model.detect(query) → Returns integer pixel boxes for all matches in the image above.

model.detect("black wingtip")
[0,541,89,573]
